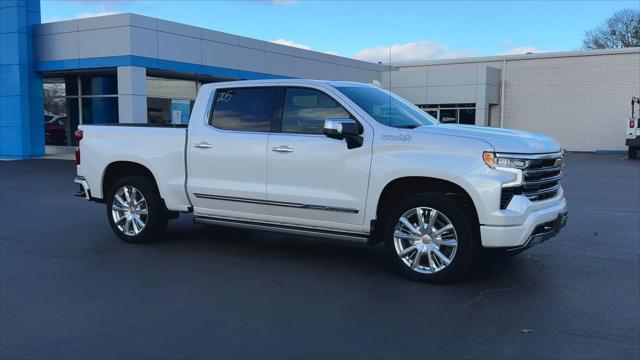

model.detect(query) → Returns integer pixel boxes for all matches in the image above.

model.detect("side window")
[210,87,274,132]
[282,88,351,134]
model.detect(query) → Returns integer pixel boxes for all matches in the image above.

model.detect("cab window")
[281,88,351,134]
[210,87,274,132]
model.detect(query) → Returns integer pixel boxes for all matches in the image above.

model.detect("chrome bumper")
[74,176,91,200]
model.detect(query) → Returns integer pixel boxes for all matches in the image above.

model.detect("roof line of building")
[390,47,640,68]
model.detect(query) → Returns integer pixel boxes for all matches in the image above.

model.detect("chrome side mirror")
[323,118,363,149]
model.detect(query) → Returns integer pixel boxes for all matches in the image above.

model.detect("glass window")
[80,74,117,95]
[43,78,66,97]
[335,85,437,129]
[439,109,457,123]
[210,87,274,132]
[44,97,68,146]
[147,97,194,125]
[147,76,197,99]
[459,109,476,125]
[81,97,119,124]
[282,88,351,134]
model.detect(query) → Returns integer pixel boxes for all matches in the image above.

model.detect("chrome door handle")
[272,146,294,153]
[194,142,213,149]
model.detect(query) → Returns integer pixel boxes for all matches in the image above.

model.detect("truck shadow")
[155,214,531,285]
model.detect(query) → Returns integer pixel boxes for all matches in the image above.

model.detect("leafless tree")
[583,8,640,49]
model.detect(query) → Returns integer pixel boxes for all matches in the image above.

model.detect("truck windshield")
[335,86,437,129]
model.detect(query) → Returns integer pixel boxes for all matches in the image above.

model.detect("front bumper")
[480,195,568,248]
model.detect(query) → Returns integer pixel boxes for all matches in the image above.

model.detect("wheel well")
[102,161,159,200]
[374,177,479,240]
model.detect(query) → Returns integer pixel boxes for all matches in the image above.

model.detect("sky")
[40,0,639,63]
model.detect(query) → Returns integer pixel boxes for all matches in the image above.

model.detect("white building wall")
[388,49,640,152]
[502,53,640,152]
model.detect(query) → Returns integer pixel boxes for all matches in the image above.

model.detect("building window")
[419,103,476,125]
[43,72,118,146]
[146,76,197,125]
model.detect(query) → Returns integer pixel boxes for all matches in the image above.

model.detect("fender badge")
[381,134,412,142]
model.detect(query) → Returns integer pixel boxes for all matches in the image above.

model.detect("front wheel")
[383,193,478,283]
[106,175,167,243]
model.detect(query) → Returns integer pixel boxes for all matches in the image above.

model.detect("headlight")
[483,152,529,169]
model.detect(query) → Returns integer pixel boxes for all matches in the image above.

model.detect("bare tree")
[583,8,640,49]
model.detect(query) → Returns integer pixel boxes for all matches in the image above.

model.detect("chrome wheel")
[393,207,458,274]
[111,186,148,236]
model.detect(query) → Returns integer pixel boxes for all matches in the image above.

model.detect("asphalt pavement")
[0,153,638,359]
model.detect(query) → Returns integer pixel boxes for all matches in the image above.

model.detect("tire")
[383,193,478,283]
[629,146,638,159]
[106,175,167,243]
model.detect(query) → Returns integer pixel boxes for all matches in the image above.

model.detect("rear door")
[187,86,275,219]
[266,86,373,231]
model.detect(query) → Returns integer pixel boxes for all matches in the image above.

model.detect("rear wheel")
[629,146,638,159]
[383,193,477,283]
[106,175,167,243]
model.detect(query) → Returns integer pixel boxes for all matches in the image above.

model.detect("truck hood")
[416,124,561,154]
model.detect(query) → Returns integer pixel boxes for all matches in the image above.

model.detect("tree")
[583,8,640,49]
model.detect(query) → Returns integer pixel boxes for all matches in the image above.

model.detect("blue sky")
[41,0,639,62]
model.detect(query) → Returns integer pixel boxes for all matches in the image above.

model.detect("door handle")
[272,146,294,153]
[194,142,213,149]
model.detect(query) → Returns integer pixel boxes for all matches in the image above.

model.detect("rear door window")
[210,87,275,132]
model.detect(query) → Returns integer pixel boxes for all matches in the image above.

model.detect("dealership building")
[2,1,639,158]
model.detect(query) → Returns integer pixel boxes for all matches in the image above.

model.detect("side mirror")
[323,118,363,149]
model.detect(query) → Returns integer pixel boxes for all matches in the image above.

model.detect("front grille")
[500,154,563,209]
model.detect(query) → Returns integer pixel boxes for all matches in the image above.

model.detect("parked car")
[44,114,67,146]
[74,79,568,282]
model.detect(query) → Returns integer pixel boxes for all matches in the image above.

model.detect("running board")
[193,215,370,244]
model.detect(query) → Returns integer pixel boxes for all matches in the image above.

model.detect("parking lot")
[0,153,638,359]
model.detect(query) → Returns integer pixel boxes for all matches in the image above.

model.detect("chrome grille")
[500,153,563,209]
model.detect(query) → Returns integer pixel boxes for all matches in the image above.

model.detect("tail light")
[630,119,636,128]
[75,130,83,165]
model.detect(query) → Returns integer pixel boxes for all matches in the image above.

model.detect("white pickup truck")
[74,79,568,282]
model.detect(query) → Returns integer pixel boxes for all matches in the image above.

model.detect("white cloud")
[498,46,546,55]
[271,38,311,50]
[76,11,118,19]
[353,41,476,63]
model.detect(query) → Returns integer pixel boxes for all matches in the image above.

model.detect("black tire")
[106,175,167,243]
[383,192,478,283]
[629,146,638,159]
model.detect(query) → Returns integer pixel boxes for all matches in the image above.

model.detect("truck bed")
[76,124,191,211]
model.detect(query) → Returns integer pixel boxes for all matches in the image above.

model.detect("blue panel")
[0,95,28,126]
[0,1,26,9]
[28,70,43,98]
[29,121,44,156]
[0,6,25,33]
[0,64,27,95]
[0,32,27,64]
[28,95,42,127]
[35,55,294,81]
[26,0,40,14]
[0,126,29,157]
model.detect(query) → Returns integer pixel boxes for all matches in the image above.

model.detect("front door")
[266,87,373,232]
[188,86,275,219]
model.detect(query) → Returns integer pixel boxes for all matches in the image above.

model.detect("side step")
[193,215,370,244]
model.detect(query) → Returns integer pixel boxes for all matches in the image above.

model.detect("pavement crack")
[460,282,529,309]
